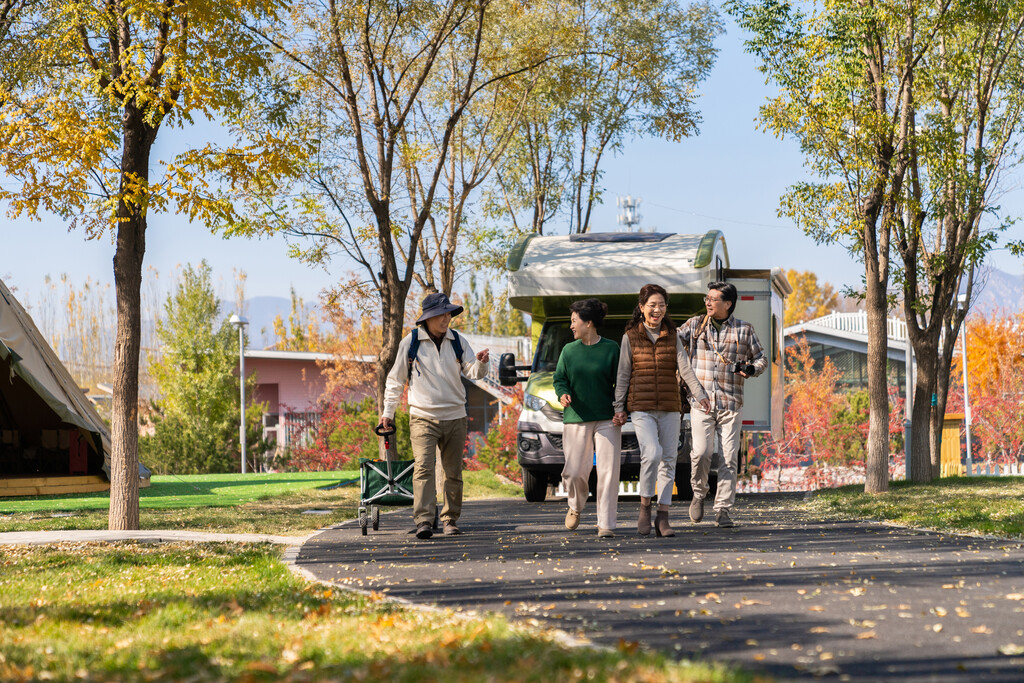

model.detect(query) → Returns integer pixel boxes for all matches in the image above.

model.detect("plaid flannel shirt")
[677,314,768,412]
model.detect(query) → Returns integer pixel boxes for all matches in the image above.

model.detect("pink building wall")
[246,357,328,414]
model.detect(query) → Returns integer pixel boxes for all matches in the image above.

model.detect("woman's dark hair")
[708,281,738,316]
[625,283,675,332]
[569,298,608,327]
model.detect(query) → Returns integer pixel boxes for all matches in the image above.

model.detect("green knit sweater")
[552,337,619,424]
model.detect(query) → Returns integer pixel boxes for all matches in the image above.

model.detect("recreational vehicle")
[498,231,790,501]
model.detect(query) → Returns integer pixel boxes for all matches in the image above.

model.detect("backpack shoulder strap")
[407,328,420,381]
[450,329,464,363]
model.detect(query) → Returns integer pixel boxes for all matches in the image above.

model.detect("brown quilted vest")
[626,324,681,412]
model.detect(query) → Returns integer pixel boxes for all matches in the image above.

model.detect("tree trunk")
[863,257,890,494]
[376,213,411,460]
[908,338,937,482]
[108,111,156,531]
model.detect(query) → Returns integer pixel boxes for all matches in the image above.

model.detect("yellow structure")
[941,413,965,477]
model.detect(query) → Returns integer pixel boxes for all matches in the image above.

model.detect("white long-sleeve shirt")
[382,328,488,421]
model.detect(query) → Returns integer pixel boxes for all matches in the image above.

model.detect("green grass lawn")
[0,542,753,683]
[803,476,1024,539]
[0,469,523,535]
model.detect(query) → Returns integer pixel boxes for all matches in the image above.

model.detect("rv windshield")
[533,319,630,373]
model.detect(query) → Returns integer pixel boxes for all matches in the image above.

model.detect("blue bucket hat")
[416,292,464,324]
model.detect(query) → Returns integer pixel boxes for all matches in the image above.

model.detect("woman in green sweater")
[553,298,622,537]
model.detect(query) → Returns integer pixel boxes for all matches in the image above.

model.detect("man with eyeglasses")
[678,281,767,528]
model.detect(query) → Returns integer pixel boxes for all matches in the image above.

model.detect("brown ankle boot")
[637,502,653,536]
[655,510,675,537]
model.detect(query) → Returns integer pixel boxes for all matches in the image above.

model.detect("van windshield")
[533,319,630,373]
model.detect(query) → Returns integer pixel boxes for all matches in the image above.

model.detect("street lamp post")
[957,295,972,476]
[229,314,249,474]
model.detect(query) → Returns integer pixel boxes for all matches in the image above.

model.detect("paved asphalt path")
[296,494,1024,682]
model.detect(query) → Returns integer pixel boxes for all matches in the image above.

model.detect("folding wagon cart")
[358,424,438,535]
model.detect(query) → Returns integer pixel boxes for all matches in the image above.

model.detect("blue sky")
[2,16,1022,306]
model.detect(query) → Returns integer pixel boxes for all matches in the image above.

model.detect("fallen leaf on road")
[971,626,993,634]
[998,644,1024,656]
[618,639,639,654]
[955,607,970,618]
[934,606,948,617]
[705,592,721,603]
[808,606,825,612]
[1007,594,1024,601]
[932,624,943,633]
[855,631,877,640]
[809,627,829,634]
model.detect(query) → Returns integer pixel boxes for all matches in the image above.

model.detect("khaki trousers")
[409,416,467,526]
[690,407,743,512]
[561,420,622,530]
[632,410,681,506]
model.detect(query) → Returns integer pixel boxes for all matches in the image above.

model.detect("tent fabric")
[0,278,112,472]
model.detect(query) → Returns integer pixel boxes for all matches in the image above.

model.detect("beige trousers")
[690,407,743,512]
[409,416,466,526]
[561,420,622,530]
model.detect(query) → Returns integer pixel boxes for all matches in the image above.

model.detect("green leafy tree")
[894,2,1024,480]
[479,0,723,248]
[0,0,299,529]
[733,0,1024,485]
[142,263,266,475]
[730,0,933,492]
[235,0,565,428]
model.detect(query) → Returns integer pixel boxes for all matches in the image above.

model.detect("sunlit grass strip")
[0,472,354,513]
[0,470,521,536]
[0,543,756,683]
[803,477,1024,539]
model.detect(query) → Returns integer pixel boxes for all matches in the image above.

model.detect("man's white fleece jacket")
[382,328,488,421]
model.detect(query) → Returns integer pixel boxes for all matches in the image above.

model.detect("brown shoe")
[655,510,675,537]
[637,502,653,536]
[565,508,580,530]
[416,522,433,539]
[689,496,704,523]
[443,521,462,535]
[715,509,735,528]
[597,528,615,538]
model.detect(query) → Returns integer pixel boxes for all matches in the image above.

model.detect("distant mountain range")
[238,266,1023,348]
[240,295,319,349]
[972,266,1024,315]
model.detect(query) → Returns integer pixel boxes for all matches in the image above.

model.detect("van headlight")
[524,394,547,412]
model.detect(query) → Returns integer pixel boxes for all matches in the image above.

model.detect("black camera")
[733,362,756,375]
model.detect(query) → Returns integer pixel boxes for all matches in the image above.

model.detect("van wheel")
[522,467,547,502]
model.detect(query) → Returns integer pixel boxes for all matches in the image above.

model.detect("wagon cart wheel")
[433,505,440,530]
[358,507,368,536]
[371,505,380,531]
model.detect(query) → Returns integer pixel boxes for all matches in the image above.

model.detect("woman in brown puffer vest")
[613,284,710,537]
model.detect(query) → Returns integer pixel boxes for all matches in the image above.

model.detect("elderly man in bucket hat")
[380,292,490,539]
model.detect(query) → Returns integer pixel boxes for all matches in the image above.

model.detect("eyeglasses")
[643,302,666,309]
[704,296,724,304]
